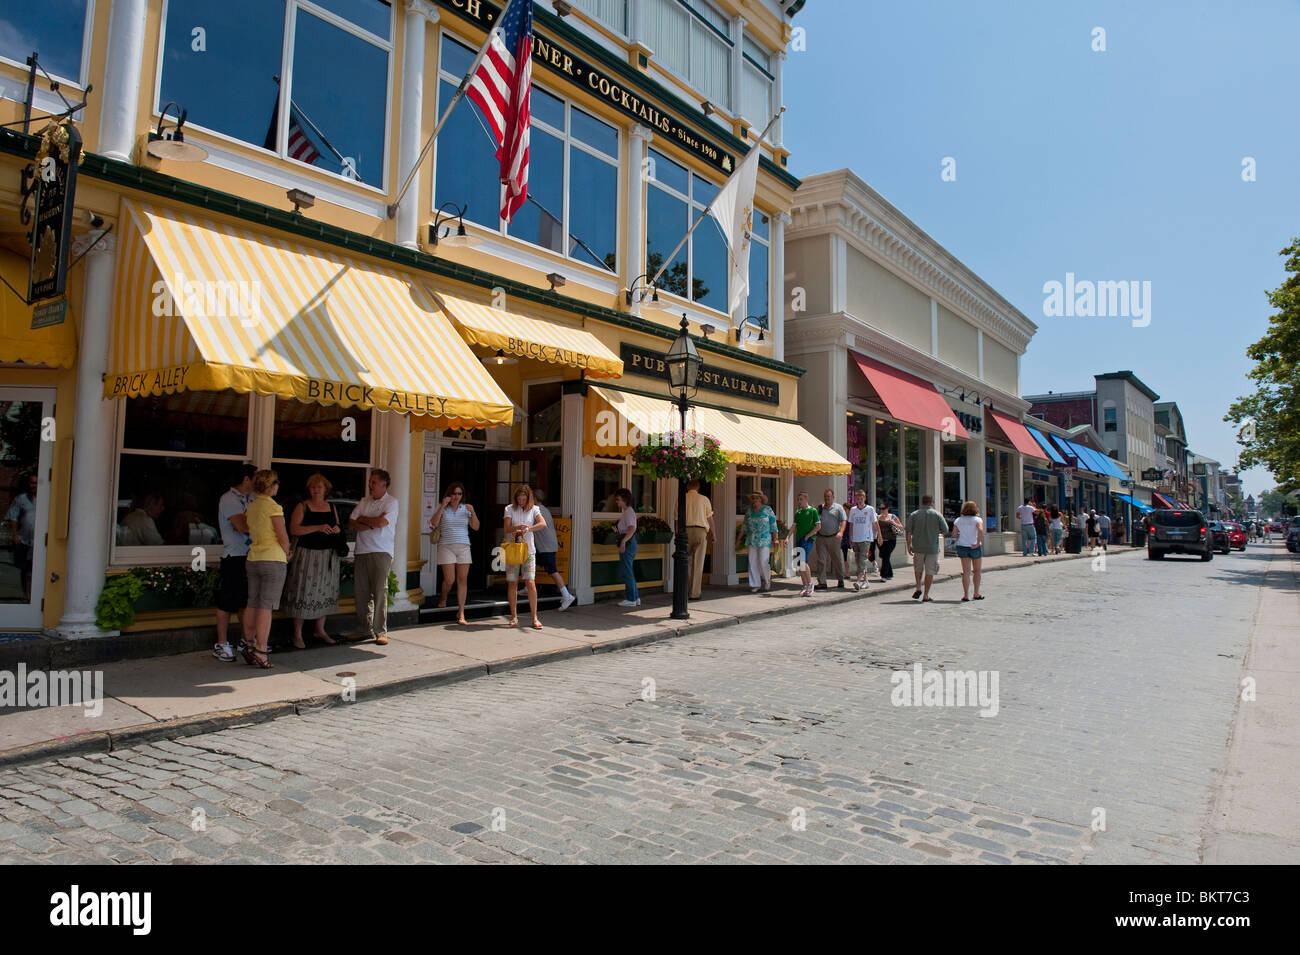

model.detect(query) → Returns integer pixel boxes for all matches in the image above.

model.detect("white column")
[772,51,785,146]
[829,344,849,503]
[386,411,418,612]
[773,212,789,361]
[730,16,745,116]
[1012,452,1025,512]
[98,0,148,161]
[625,124,653,309]
[966,436,985,516]
[396,1,439,249]
[629,0,645,46]
[562,393,594,603]
[55,233,118,638]
[927,431,943,513]
[781,468,795,576]
[713,464,739,586]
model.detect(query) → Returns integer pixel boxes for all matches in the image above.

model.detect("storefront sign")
[620,343,779,405]
[1141,467,1163,482]
[26,123,82,303]
[552,517,571,583]
[503,336,593,369]
[951,409,982,434]
[437,0,736,174]
[31,299,67,329]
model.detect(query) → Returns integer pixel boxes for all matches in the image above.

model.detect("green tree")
[1257,488,1289,517]
[1226,238,1300,492]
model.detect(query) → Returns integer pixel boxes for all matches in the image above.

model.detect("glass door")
[942,467,965,522]
[1,388,55,631]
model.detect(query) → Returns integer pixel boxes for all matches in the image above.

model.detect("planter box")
[637,530,673,544]
[592,529,622,547]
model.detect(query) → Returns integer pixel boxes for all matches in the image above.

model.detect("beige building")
[785,169,1042,547]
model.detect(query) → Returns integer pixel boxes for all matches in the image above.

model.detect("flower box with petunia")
[632,431,729,483]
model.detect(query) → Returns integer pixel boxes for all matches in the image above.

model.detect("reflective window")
[526,382,563,446]
[435,36,619,272]
[874,418,899,511]
[631,471,657,514]
[0,0,92,82]
[272,399,372,463]
[158,0,392,187]
[647,147,734,313]
[593,461,624,515]
[123,392,250,457]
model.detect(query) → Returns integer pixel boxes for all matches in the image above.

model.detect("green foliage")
[1226,238,1300,490]
[94,574,146,631]
[387,569,399,607]
[632,432,729,483]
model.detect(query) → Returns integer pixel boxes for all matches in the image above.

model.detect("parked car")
[1146,509,1212,561]
[1286,518,1300,553]
[1269,521,1285,535]
[1207,522,1232,554]
[1225,523,1247,550]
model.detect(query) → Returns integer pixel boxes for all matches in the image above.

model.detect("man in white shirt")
[847,489,881,591]
[1098,511,1111,550]
[1015,499,1037,557]
[348,469,399,645]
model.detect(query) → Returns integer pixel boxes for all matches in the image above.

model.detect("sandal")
[973,595,985,600]
[508,617,519,627]
[531,619,543,630]
[239,642,258,665]
[457,617,468,626]
[248,647,274,669]
[922,597,934,602]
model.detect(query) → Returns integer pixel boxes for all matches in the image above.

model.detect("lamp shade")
[665,318,701,393]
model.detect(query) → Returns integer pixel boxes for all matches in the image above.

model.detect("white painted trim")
[0,73,69,116]
[464,232,622,296]
[198,139,390,218]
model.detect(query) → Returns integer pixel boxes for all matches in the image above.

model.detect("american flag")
[465,0,533,222]
[286,107,321,165]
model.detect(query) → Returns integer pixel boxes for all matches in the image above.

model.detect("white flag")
[708,141,762,318]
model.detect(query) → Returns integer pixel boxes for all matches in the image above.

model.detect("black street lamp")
[665,313,702,620]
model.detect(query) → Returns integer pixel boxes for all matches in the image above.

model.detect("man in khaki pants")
[347,469,398,645]
[683,480,715,599]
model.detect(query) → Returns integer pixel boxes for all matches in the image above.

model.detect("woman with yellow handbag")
[503,484,546,629]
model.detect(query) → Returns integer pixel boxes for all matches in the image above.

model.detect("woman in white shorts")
[430,481,478,626]
[503,484,546,630]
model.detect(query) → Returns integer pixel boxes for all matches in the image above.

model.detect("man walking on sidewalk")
[906,494,949,602]
[348,469,398,645]
[847,488,881,591]
[1016,498,1038,556]
[681,479,715,600]
[812,488,848,590]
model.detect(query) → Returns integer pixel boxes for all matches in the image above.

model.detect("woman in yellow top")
[243,469,290,668]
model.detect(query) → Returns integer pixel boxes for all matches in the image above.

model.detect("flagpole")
[387,0,517,219]
[646,108,783,292]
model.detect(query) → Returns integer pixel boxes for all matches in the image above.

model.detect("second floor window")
[740,36,774,128]
[644,0,731,110]
[646,148,726,314]
[435,35,620,272]
[0,0,93,85]
[570,0,628,35]
[157,0,393,188]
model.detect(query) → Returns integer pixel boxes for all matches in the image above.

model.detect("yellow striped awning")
[0,251,76,368]
[104,201,513,429]
[433,291,623,379]
[584,385,851,475]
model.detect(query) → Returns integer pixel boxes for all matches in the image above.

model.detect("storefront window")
[271,400,373,543]
[846,413,869,492]
[158,0,393,187]
[116,393,252,549]
[904,426,921,516]
[631,471,658,514]
[1,0,93,83]
[999,452,1013,517]
[526,382,563,445]
[875,419,899,510]
[985,448,996,528]
[647,148,728,313]
[593,460,623,515]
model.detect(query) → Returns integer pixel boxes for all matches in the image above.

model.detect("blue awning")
[1074,443,1113,476]
[1026,425,1067,464]
[1112,492,1152,513]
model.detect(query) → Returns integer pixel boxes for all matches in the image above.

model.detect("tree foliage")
[1226,238,1300,493]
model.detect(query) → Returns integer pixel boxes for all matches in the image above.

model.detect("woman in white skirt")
[284,472,343,647]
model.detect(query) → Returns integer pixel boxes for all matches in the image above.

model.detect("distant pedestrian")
[613,488,640,608]
[1086,509,1100,550]
[876,503,902,580]
[503,484,545,629]
[532,489,575,611]
[846,488,880,592]
[431,481,478,626]
[1112,514,1126,546]
[1049,508,1064,554]
[905,494,949,602]
[812,489,848,590]
[1016,498,1037,556]
[347,469,398,645]
[950,500,985,601]
[788,490,821,597]
[1033,503,1048,557]
[242,469,290,669]
[1098,511,1111,549]
[741,490,779,593]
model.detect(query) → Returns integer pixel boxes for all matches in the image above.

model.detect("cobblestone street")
[0,547,1278,864]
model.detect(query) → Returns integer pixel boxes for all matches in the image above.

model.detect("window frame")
[433,29,623,274]
[644,0,734,108]
[646,147,732,317]
[0,0,96,90]
[152,0,395,193]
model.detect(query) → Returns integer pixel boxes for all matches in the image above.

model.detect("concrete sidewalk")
[0,546,1112,767]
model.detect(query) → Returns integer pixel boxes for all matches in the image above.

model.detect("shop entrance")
[438,447,491,592]
[485,451,548,591]
[942,467,966,522]
[0,388,55,631]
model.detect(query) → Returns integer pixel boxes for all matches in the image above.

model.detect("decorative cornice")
[788,171,1037,354]
[71,230,115,256]
[404,0,439,22]
[629,123,655,142]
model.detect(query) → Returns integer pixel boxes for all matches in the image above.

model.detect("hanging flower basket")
[632,431,729,483]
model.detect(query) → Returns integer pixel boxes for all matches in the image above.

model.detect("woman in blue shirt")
[741,490,779,593]
[430,481,479,626]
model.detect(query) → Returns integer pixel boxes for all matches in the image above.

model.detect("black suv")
[1147,509,1213,561]
[1207,521,1232,554]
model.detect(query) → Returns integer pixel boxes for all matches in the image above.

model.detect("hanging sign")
[27,123,82,303]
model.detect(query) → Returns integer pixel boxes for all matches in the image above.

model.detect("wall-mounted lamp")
[625,273,673,313]
[701,100,715,116]
[546,272,566,292]
[147,103,208,162]
[552,0,573,15]
[485,348,517,367]
[287,188,315,214]
[735,315,766,343]
[429,202,482,249]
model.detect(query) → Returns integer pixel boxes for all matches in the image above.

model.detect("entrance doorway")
[438,447,490,591]
[942,466,966,522]
[1,388,55,631]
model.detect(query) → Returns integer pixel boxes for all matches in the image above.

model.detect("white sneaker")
[212,642,235,662]
[559,593,576,611]
[617,599,641,608]
[808,582,817,596]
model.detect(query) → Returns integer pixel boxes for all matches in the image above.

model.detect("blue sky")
[782,0,1300,497]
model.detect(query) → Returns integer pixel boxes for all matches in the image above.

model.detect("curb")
[0,548,1123,770]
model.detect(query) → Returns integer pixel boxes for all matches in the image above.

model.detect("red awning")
[1153,493,1175,508]
[987,409,1048,460]
[852,352,971,439]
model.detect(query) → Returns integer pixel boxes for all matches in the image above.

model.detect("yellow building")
[0,0,844,639]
